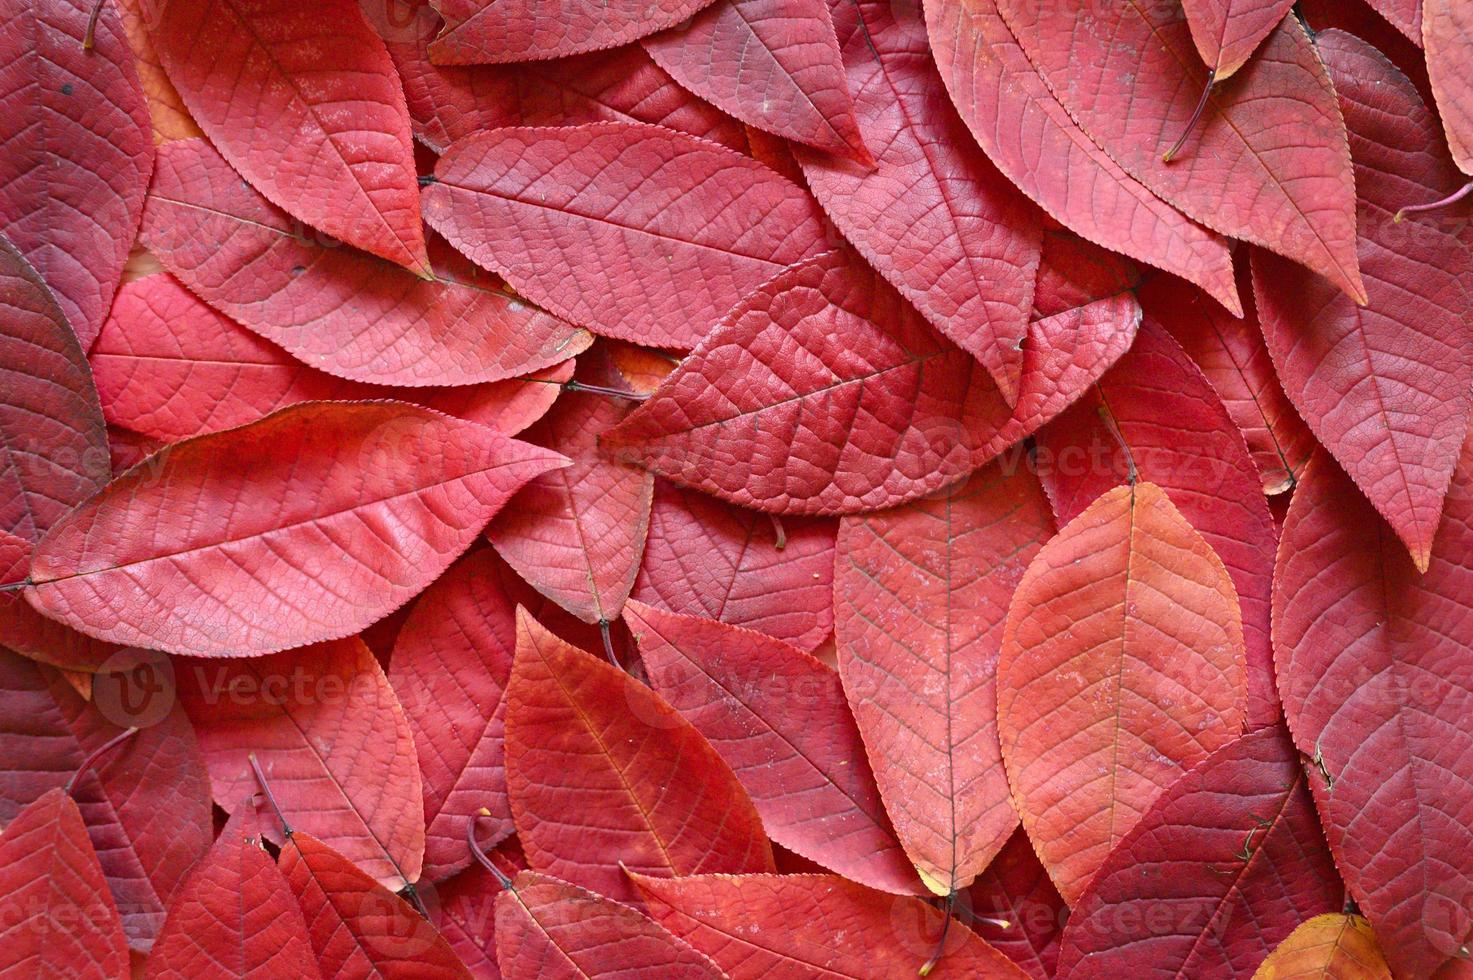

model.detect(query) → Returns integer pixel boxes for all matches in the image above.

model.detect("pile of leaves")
[1,0,1470,975]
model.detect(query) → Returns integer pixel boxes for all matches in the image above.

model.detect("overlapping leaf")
[963,829,1066,979]
[176,638,425,889]
[604,250,1139,513]
[632,872,1027,977]
[625,601,918,894]
[796,0,1043,403]
[922,0,1239,313]
[422,121,830,348]
[26,400,564,655]
[1422,0,1473,176]
[998,482,1247,905]
[0,0,152,348]
[632,481,836,652]
[505,610,774,903]
[0,789,129,979]
[1253,30,1473,571]
[995,0,1364,303]
[644,0,870,161]
[1274,439,1473,977]
[150,0,430,274]
[1253,914,1392,979]
[428,0,721,64]
[1181,0,1296,79]
[834,460,1053,895]
[495,870,725,979]
[1056,726,1342,976]
[141,139,590,387]
[0,648,212,950]
[1034,318,1280,725]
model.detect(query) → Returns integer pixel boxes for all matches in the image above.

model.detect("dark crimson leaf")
[963,829,1065,980]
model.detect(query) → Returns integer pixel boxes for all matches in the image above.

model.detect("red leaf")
[433,844,526,978]
[962,829,1065,980]
[1034,317,1280,726]
[145,806,321,980]
[279,831,471,978]
[427,0,720,64]
[388,549,517,881]
[1029,229,1142,321]
[367,2,745,155]
[505,609,774,903]
[1056,726,1342,976]
[644,0,870,162]
[994,0,1365,304]
[1365,0,1423,43]
[495,870,725,979]
[603,250,1139,514]
[625,600,919,895]
[1274,438,1473,977]
[998,482,1247,905]
[0,231,109,658]
[1253,30,1473,571]
[487,375,653,625]
[0,789,129,979]
[795,0,1044,404]
[923,0,1240,315]
[0,648,212,950]
[632,872,1028,977]
[632,481,835,652]
[176,638,425,889]
[1422,0,1473,175]
[150,0,430,275]
[833,459,1053,895]
[91,274,576,443]
[422,122,830,348]
[140,139,589,388]
[26,400,565,656]
[1142,269,1315,496]
[1181,0,1297,78]
[0,0,152,349]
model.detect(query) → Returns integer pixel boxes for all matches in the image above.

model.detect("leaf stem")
[0,578,32,593]
[248,752,293,836]
[1395,180,1473,222]
[63,726,138,794]
[83,0,103,49]
[1163,69,1215,164]
[599,619,620,668]
[919,891,957,976]
[768,513,787,550]
[1097,404,1138,486]
[564,380,650,401]
[466,809,515,891]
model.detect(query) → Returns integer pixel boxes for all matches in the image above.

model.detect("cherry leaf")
[1252,914,1393,980]
[1181,0,1297,79]
[962,829,1066,979]
[428,0,722,65]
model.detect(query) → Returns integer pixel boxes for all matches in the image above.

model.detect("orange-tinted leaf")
[1143,269,1315,495]
[145,806,320,980]
[923,0,1239,314]
[625,601,918,894]
[995,0,1364,303]
[488,376,653,625]
[796,0,1043,404]
[176,639,425,889]
[1253,914,1392,980]
[150,0,429,274]
[372,3,746,155]
[496,870,725,979]
[632,872,1028,977]
[140,139,589,387]
[1034,318,1280,725]
[1181,0,1296,78]
[423,122,829,348]
[115,0,200,144]
[428,0,720,64]
[388,549,517,880]
[1056,726,1342,975]
[834,460,1053,895]
[505,610,774,903]
[27,401,564,656]
[280,831,470,979]
[0,0,152,348]
[998,482,1247,905]
[0,789,128,979]
[604,250,1139,514]
[0,648,212,950]
[92,274,574,442]
[632,481,835,652]
[644,0,870,161]
[1274,440,1473,977]
[1253,30,1473,571]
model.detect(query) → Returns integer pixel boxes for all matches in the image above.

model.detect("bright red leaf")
[1181,0,1297,79]
[428,0,721,65]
